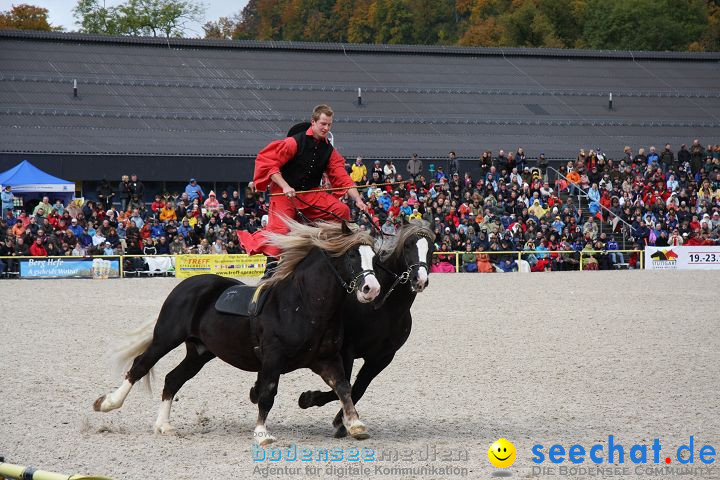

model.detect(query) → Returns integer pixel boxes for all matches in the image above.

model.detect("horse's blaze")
[416,238,429,287]
[358,245,380,300]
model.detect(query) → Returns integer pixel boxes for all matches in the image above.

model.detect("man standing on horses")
[238,105,368,273]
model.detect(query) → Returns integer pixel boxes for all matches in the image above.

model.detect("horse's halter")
[372,232,432,309]
[287,197,377,294]
[318,245,376,294]
[402,232,433,282]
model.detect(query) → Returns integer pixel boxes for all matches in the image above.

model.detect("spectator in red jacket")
[150,195,165,213]
[29,237,48,256]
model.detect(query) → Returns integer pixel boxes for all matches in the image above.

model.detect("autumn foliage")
[0,4,62,31]
[203,0,720,51]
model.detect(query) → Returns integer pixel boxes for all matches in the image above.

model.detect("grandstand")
[0,30,717,277]
[1,29,719,184]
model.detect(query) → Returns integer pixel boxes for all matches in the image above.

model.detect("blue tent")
[0,160,75,203]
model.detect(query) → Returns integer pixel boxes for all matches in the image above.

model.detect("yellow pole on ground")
[455,252,459,272]
[0,460,113,480]
[579,251,583,271]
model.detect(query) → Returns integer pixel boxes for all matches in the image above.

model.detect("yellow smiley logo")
[488,438,516,468]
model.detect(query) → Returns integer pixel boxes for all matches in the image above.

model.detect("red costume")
[238,127,355,257]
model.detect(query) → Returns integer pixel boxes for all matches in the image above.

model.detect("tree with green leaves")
[581,0,708,51]
[203,16,237,40]
[73,0,119,34]
[407,0,458,44]
[73,0,205,37]
[0,4,63,31]
[372,0,414,44]
[227,0,260,40]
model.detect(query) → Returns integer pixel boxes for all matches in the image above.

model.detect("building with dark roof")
[1,29,719,190]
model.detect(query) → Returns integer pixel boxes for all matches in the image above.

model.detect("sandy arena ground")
[2,271,720,480]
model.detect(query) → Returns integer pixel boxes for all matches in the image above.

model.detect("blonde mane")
[261,218,374,288]
[376,220,435,262]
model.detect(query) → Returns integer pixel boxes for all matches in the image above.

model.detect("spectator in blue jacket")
[435,165,447,182]
[607,236,624,265]
[178,218,193,238]
[129,209,144,230]
[78,228,92,248]
[647,146,660,166]
[185,178,205,202]
[378,191,392,211]
[2,185,15,213]
[150,218,165,238]
[69,217,84,237]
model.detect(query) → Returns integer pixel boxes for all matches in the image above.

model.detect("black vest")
[280,132,333,191]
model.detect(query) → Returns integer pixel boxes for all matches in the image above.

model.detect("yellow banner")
[175,254,267,278]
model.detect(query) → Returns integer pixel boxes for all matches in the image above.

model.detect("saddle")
[214,282,271,317]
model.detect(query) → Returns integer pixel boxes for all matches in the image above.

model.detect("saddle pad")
[215,283,270,317]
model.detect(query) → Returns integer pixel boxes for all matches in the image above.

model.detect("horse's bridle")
[372,234,432,310]
[288,197,377,294]
[318,246,376,294]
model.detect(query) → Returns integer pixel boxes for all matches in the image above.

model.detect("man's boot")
[260,256,278,280]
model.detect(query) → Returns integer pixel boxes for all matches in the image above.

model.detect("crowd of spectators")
[0,177,267,274]
[0,139,718,276]
[350,141,719,272]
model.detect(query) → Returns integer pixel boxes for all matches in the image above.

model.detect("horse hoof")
[332,414,343,429]
[298,391,315,409]
[154,423,176,435]
[334,425,348,438]
[93,395,106,412]
[249,387,258,404]
[93,395,119,412]
[348,423,369,440]
[257,435,276,446]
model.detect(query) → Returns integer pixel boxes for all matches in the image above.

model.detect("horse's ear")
[341,220,352,235]
[400,215,409,225]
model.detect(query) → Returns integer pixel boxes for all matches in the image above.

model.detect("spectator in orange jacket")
[159,202,177,222]
[566,167,581,195]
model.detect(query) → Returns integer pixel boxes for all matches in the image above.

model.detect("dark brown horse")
[93,220,380,445]
[298,220,435,437]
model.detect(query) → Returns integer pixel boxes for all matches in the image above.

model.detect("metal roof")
[1,29,719,161]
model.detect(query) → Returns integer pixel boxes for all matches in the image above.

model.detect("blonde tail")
[110,317,157,393]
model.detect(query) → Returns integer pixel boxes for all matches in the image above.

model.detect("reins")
[268,181,408,198]
[288,196,376,294]
[281,192,431,298]
[291,194,382,235]
[287,195,432,307]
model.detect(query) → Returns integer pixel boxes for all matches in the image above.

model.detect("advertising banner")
[175,254,266,278]
[19,257,121,278]
[644,246,720,270]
